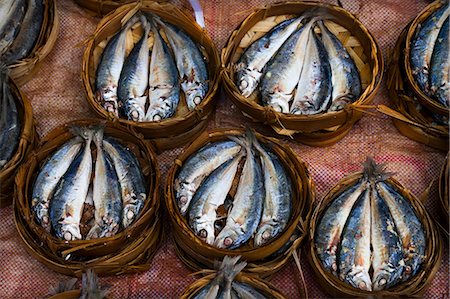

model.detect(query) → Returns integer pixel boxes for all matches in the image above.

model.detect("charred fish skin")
[376,181,426,282]
[371,186,405,291]
[2,0,44,65]
[338,189,372,291]
[314,179,367,275]
[410,4,450,95]
[253,142,292,247]
[188,155,242,245]
[31,137,83,232]
[145,20,180,121]
[317,21,362,111]
[175,140,242,216]
[214,142,264,250]
[154,18,208,110]
[50,129,94,241]
[290,28,332,115]
[103,136,146,228]
[430,17,449,108]
[95,15,139,117]
[260,19,314,113]
[117,17,150,122]
[0,0,26,56]
[235,17,303,98]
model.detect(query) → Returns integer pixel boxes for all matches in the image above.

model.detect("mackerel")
[430,17,449,108]
[0,0,26,56]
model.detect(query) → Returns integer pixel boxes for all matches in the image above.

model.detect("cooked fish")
[0,0,26,56]
[430,17,449,108]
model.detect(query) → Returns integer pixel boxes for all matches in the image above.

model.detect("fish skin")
[314,179,368,275]
[86,129,122,239]
[145,21,180,121]
[290,28,332,115]
[0,74,21,169]
[31,137,83,232]
[253,141,292,247]
[175,140,242,216]
[117,16,149,122]
[410,4,449,95]
[2,0,44,65]
[371,186,405,291]
[154,18,208,110]
[188,154,242,245]
[430,17,449,108]
[214,141,264,249]
[338,189,372,291]
[260,19,315,113]
[96,15,139,117]
[376,181,426,282]
[0,0,26,56]
[317,21,362,111]
[103,137,146,228]
[50,129,94,241]
[232,282,267,299]
[235,17,303,98]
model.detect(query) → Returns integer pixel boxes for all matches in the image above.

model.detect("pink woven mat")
[1,0,448,298]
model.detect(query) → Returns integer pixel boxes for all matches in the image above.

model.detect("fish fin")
[362,157,395,182]
[80,269,110,299]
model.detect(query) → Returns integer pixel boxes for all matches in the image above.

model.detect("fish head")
[122,196,145,227]
[254,223,280,247]
[236,69,260,98]
[214,227,240,249]
[96,86,119,115]
[266,93,291,113]
[124,98,146,122]
[31,201,51,229]
[345,266,372,291]
[373,263,403,291]
[60,223,82,241]
[183,82,208,110]
[193,217,216,245]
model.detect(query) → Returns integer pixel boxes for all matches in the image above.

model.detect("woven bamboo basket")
[74,0,135,16]
[180,271,287,299]
[404,0,449,116]
[308,170,442,298]
[221,2,383,147]
[438,154,449,228]
[48,290,81,299]
[383,21,448,152]
[82,1,220,152]
[14,119,162,276]
[8,0,59,86]
[0,78,39,208]
[165,128,314,277]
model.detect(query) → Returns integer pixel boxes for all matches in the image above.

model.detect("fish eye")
[153,114,162,121]
[127,210,134,220]
[194,96,202,105]
[64,231,72,241]
[179,196,188,205]
[405,266,412,274]
[262,230,271,240]
[358,281,366,289]
[379,278,387,286]
[240,79,248,89]
[224,237,233,247]
[199,229,207,238]
[42,216,49,224]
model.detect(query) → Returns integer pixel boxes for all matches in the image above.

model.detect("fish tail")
[362,157,395,182]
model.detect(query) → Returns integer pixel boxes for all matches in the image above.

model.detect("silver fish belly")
[235,17,303,98]
[96,16,139,117]
[317,21,362,111]
[103,136,146,228]
[87,130,122,239]
[290,28,332,115]
[338,189,372,291]
[188,155,242,245]
[175,140,242,216]
[314,179,367,275]
[155,18,208,110]
[214,143,264,249]
[145,22,180,121]
[0,0,26,56]
[260,19,315,113]
[376,181,426,282]
[31,137,83,232]
[253,141,292,247]
[430,17,449,108]
[410,4,449,95]
[50,130,94,241]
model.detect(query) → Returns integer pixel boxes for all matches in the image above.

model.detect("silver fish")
[410,4,449,95]
[338,189,372,291]
[2,0,44,65]
[253,140,292,247]
[235,17,303,98]
[232,282,267,299]
[103,137,146,228]
[216,257,247,299]
[189,154,242,245]
[317,21,362,111]
[117,16,149,122]
[314,179,367,275]
[175,140,242,216]
[214,140,264,249]
[0,0,26,56]
[145,21,180,121]
[50,128,94,241]
[260,19,315,113]
[86,129,122,239]
[376,181,426,282]
[96,15,139,117]
[371,186,405,291]
[430,17,449,108]
[154,18,208,110]
[290,27,332,115]
[31,137,83,232]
